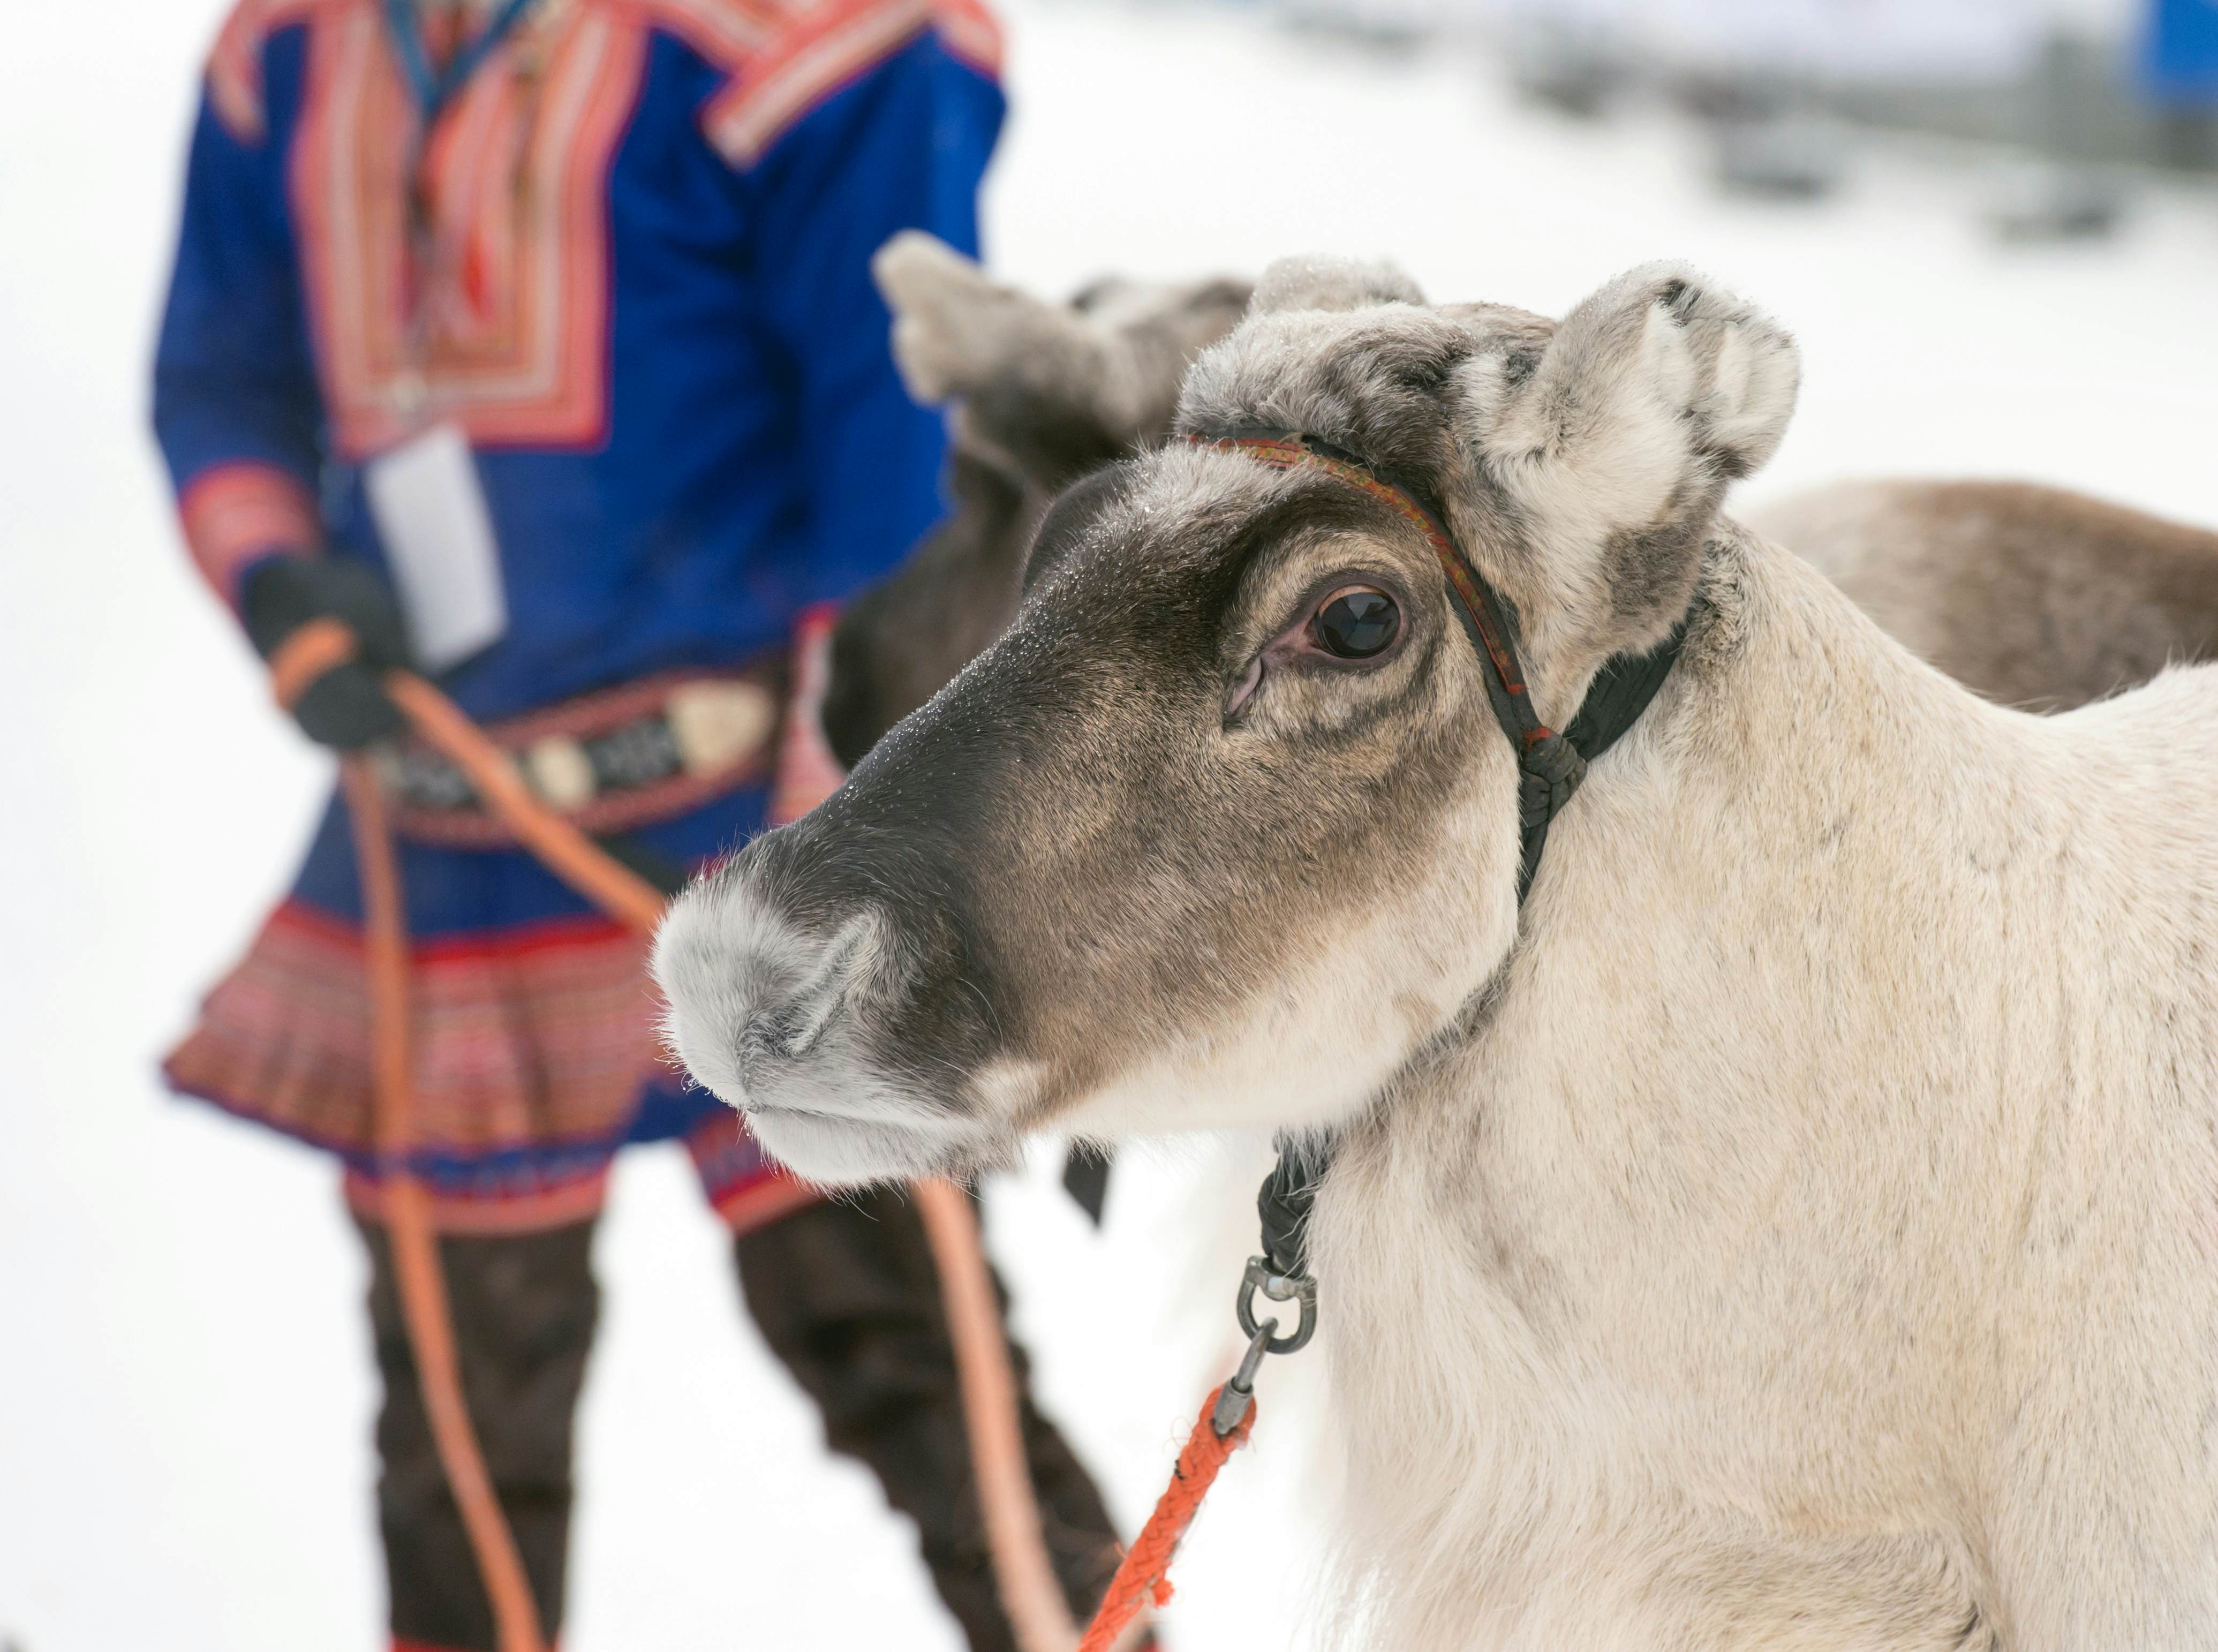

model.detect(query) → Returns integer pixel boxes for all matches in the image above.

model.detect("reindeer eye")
[1312,588,1400,659]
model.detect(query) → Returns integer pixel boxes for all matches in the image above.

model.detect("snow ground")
[4,2,2218,1649]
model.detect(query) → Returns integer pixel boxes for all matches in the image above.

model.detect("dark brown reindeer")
[825,236,2218,768]
[661,257,2218,1650]
[820,233,1250,768]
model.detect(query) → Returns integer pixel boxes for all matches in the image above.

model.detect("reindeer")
[661,258,2218,1650]
[1752,478,2218,712]
[829,236,2218,765]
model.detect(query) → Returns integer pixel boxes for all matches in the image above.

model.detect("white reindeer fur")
[1300,530,2218,1648]
[661,258,2218,1649]
[1169,267,2218,1647]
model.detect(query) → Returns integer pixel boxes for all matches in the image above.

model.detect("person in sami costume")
[152,2,1127,1647]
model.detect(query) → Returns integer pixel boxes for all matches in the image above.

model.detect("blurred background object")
[1287,0,2218,230]
[2142,0,2218,163]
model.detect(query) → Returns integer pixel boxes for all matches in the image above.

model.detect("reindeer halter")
[1183,428,1691,1409]
[1062,435,1699,1648]
[1188,428,1688,902]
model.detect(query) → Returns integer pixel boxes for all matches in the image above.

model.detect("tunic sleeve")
[740,23,1006,609]
[153,89,327,610]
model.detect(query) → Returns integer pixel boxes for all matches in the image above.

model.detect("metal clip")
[1211,1255,1320,1438]
[1235,1254,1318,1355]
[1211,1317,1274,1436]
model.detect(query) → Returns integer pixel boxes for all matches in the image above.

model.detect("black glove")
[242,556,410,750]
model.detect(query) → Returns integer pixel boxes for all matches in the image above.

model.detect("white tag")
[364,422,509,672]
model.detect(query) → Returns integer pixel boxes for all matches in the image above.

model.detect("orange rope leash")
[915,1179,1083,1652]
[1076,1385,1257,1652]
[269,617,359,710]
[381,672,667,931]
[339,758,549,1652]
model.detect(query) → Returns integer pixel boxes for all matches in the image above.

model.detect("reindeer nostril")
[736,911,881,1071]
[738,1005,803,1067]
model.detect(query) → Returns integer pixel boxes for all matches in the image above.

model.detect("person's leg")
[358,1215,600,1652]
[733,1187,1126,1652]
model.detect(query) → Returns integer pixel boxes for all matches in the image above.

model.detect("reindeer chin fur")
[742,1104,998,1188]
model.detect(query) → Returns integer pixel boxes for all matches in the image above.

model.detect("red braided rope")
[1076,1386,1258,1652]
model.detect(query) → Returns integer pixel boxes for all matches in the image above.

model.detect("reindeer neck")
[1373,519,2037,1196]
[1304,519,2218,1649]
[1300,530,2038,1643]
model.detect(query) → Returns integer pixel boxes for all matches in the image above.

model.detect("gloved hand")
[242,555,410,750]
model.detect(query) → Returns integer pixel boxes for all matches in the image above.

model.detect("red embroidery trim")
[177,461,321,605]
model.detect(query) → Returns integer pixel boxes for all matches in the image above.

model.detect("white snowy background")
[5,0,2218,1647]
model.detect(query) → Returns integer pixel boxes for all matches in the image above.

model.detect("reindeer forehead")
[1015,446,1417,652]
[1178,301,1556,474]
[1107,447,1415,583]
[1023,445,1284,598]
[1120,443,1291,540]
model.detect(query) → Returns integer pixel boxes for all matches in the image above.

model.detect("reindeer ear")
[872,231,1160,486]
[872,230,1054,406]
[1474,263,1799,649]
[1252,255,1426,315]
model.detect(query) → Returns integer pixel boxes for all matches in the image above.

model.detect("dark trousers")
[359,1185,1125,1652]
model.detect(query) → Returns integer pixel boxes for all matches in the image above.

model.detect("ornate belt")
[378,666,784,848]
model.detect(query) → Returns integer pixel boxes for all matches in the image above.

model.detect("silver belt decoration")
[381,679,779,813]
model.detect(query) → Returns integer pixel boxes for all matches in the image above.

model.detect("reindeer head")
[655,260,1798,1186]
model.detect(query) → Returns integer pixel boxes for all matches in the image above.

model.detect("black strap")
[1190,428,1689,1281]
[1564,618,1688,767]
[1256,1135,1334,1279]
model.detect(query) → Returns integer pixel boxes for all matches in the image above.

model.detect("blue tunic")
[152,0,1004,1226]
